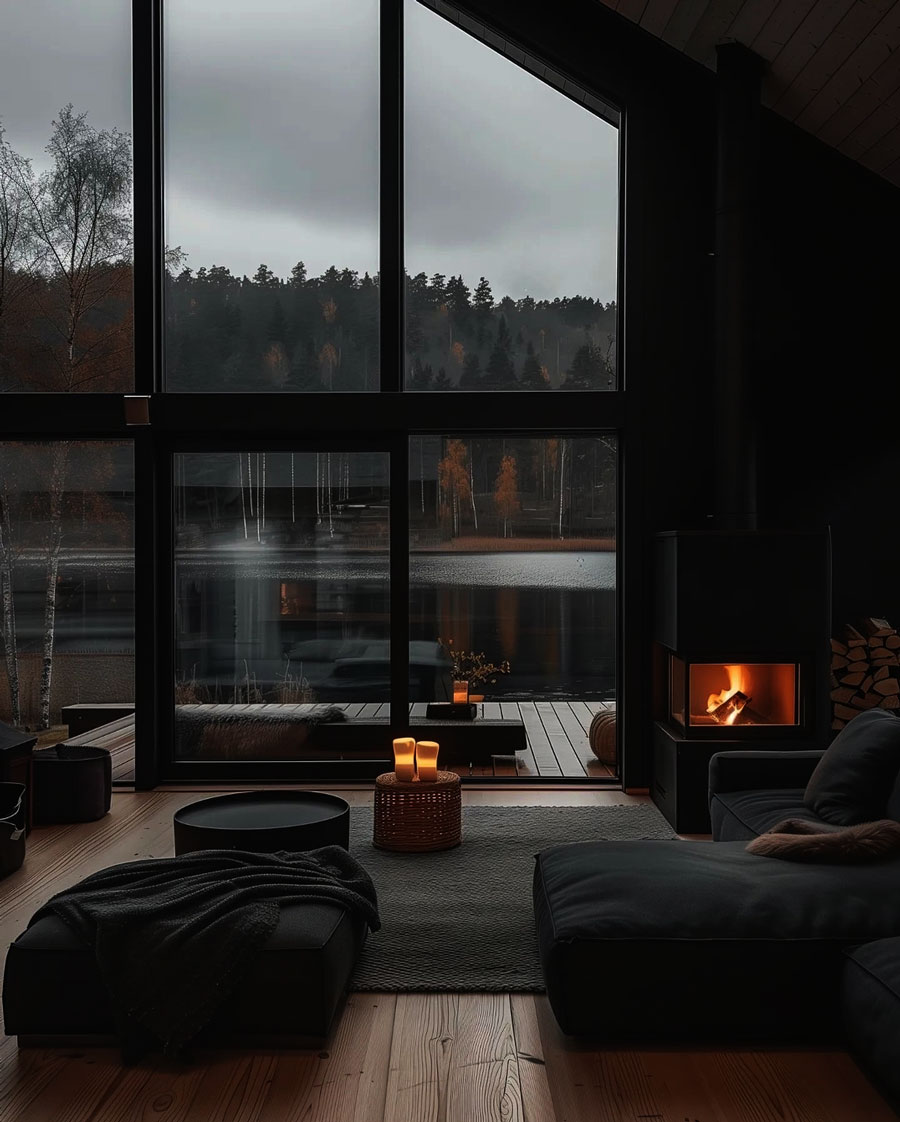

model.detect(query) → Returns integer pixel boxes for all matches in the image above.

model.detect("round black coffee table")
[173,790,350,855]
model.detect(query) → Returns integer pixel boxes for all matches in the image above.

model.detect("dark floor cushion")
[842,937,900,1116]
[709,788,819,840]
[533,838,900,1041]
[803,708,900,826]
[2,899,366,1045]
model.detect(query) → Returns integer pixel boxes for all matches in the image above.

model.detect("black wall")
[755,117,900,630]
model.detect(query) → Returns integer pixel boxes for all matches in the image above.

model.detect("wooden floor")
[0,787,894,1122]
[67,701,618,785]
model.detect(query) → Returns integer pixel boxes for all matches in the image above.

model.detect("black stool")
[31,745,111,826]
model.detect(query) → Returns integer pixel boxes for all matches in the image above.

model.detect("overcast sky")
[1,0,618,302]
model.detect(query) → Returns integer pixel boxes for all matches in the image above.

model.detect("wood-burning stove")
[651,528,831,832]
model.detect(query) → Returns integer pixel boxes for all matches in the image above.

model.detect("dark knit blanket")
[28,846,380,1061]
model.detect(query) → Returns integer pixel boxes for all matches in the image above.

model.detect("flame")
[707,664,749,725]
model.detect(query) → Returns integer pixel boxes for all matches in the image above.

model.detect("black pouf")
[31,745,111,826]
[173,790,350,855]
[2,899,367,1048]
[0,782,27,879]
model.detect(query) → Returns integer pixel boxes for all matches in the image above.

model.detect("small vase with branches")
[438,637,511,699]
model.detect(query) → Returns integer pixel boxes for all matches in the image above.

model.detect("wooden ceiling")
[598,0,900,189]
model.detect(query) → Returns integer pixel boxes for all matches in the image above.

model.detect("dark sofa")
[706,706,900,1114]
[534,707,900,1117]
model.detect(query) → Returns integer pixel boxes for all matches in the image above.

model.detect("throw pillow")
[803,708,900,826]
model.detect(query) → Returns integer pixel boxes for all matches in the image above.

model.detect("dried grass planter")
[589,710,618,767]
[373,771,462,852]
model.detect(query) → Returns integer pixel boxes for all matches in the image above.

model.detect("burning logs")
[831,617,900,731]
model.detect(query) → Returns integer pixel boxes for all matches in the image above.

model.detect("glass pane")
[0,2,133,392]
[164,0,380,392]
[404,2,618,391]
[174,451,390,760]
[409,434,616,774]
[0,442,134,738]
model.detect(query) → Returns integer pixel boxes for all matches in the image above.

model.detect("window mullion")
[380,0,403,394]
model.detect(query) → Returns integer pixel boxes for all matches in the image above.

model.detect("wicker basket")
[373,771,462,852]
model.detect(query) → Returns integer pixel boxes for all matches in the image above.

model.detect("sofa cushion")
[710,788,819,840]
[533,838,900,1040]
[841,937,900,1116]
[803,708,900,826]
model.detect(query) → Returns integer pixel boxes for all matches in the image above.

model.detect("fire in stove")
[707,664,754,724]
[669,657,799,731]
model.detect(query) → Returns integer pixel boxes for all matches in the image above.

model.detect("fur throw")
[746,817,900,863]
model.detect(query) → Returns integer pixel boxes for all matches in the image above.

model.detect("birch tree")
[2,107,132,727]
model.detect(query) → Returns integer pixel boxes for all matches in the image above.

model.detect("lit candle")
[453,680,469,704]
[415,740,440,783]
[393,737,416,782]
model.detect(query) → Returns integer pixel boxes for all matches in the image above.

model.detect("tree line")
[165,258,617,392]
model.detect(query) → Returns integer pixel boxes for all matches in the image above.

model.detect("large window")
[0,442,134,735]
[409,435,616,700]
[0,0,133,393]
[404,1,618,391]
[1,0,623,785]
[163,0,380,391]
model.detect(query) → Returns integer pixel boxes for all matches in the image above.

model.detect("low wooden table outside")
[373,771,461,852]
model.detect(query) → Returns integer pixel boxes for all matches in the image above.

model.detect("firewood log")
[831,686,858,704]
[859,616,894,638]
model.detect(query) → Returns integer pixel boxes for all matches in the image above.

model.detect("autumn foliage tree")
[437,439,471,536]
[493,454,520,538]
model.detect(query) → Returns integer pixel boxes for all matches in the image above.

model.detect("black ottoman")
[3,898,366,1047]
[31,745,111,826]
[842,937,900,1116]
[533,839,900,1042]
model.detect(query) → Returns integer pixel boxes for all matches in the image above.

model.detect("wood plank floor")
[0,788,894,1122]
[67,701,618,785]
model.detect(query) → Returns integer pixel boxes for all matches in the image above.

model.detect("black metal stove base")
[651,722,812,834]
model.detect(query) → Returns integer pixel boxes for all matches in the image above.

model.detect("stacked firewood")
[831,617,900,730]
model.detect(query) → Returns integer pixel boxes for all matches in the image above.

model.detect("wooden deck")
[65,701,617,785]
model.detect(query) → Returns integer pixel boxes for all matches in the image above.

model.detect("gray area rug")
[347,802,675,992]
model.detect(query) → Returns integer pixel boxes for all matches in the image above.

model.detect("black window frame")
[1,0,628,789]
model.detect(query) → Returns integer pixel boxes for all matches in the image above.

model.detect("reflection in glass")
[0,1,133,392]
[404,1,618,390]
[164,0,380,391]
[409,435,616,701]
[0,442,134,735]
[173,451,393,759]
